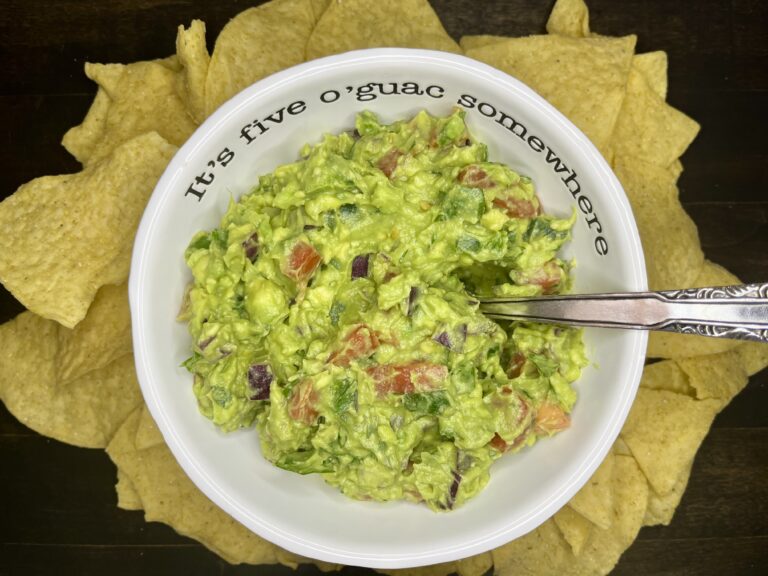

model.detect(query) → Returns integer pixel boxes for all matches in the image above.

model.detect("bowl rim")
[129,47,648,568]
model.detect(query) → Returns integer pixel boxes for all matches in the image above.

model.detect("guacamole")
[180,109,587,511]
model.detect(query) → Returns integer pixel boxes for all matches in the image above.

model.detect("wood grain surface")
[1,1,766,575]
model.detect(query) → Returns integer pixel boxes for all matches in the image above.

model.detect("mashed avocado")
[181,109,588,511]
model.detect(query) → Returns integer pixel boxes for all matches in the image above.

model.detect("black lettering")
[356,84,376,102]
[478,102,496,117]
[527,135,545,152]
[264,107,286,125]
[585,213,603,233]
[195,172,215,186]
[185,184,206,201]
[457,94,477,108]
[495,111,527,141]
[239,124,256,144]
[253,119,268,135]
[320,89,340,103]
[287,100,306,115]
[577,195,593,214]
[378,82,399,95]
[217,148,235,167]
[425,85,445,98]
[401,82,423,95]
[561,170,580,196]
[544,146,570,174]
[595,236,608,256]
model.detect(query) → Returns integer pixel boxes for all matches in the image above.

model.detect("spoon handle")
[478,283,768,343]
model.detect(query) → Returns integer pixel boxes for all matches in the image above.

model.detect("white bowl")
[130,49,647,569]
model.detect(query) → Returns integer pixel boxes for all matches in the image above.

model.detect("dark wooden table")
[1,1,766,575]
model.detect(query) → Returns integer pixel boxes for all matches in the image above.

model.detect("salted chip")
[677,350,748,405]
[493,519,572,575]
[0,309,142,447]
[377,562,459,576]
[553,505,592,556]
[612,436,632,456]
[613,158,704,290]
[455,552,494,576]
[639,360,695,396]
[175,20,210,124]
[734,341,768,376]
[611,65,700,168]
[64,59,196,166]
[647,260,742,358]
[134,404,165,451]
[546,0,590,37]
[465,34,636,155]
[205,0,318,116]
[621,388,719,495]
[116,468,143,511]
[55,283,132,383]
[567,452,615,530]
[459,35,508,51]
[632,51,668,100]
[0,132,175,327]
[305,0,461,61]
[310,0,331,21]
[644,461,692,526]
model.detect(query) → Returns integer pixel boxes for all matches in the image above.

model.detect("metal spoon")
[478,282,768,343]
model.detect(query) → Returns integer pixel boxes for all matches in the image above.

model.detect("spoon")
[478,282,768,343]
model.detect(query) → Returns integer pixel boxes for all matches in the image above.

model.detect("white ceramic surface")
[130,49,648,569]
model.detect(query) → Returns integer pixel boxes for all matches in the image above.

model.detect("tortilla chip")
[456,552,494,576]
[205,0,317,116]
[305,0,461,61]
[310,0,331,21]
[647,260,742,358]
[553,505,593,556]
[55,283,132,383]
[613,158,704,290]
[459,35,509,51]
[376,562,458,576]
[0,132,175,327]
[676,350,749,405]
[612,436,632,456]
[64,59,195,166]
[465,34,636,155]
[632,51,668,100]
[116,468,143,511]
[135,404,165,450]
[0,310,142,447]
[611,65,700,168]
[734,341,768,376]
[175,20,210,124]
[546,0,590,38]
[567,452,615,530]
[620,388,719,494]
[644,461,692,526]
[639,360,695,396]
[493,518,572,575]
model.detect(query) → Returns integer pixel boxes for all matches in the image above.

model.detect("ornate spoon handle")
[479,283,768,343]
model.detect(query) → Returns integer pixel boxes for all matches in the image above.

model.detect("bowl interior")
[130,49,647,568]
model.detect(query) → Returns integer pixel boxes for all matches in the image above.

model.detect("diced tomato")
[506,352,526,379]
[489,429,530,453]
[534,402,571,435]
[283,241,321,283]
[288,380,319,425]
[377,149,402,178]
[525,261,563,294]
[458,165,495,189]
[367,361,448,396]
[492,196,538,219]
[328,324,380,367]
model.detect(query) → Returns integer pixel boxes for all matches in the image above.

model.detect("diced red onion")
[247,364,273,400]
[242,232,259,263]
[407,287,420,316]
[351,254,370,279]
[434,331,452,349]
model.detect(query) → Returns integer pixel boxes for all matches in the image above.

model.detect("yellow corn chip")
[376,562,458,576]
[456,552,494,576]
[459,35,509,51]
[205,0,317,116]
[567,452,615,530]
[305,0,461,61]
[734,341,768,376]
[546,0,590,38]
[639,360,695,396]
[613,158,704,290]
[611,65,700,168]
[64,59,196,166]
[553,505,593,556]
[466,34,636,155]
[310,0,331,21]
[0,132,175,327]
[55,283,132,383]
[647,260,742,358]
[621,388,719,494]
[175,20,210,124]
[677,350,749,405]
[643,461,692,526]
[135,404,165,451]
[632,51,668,100]
[493,519,572,575]
[612,436,632,456]
[116,468,143,511]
